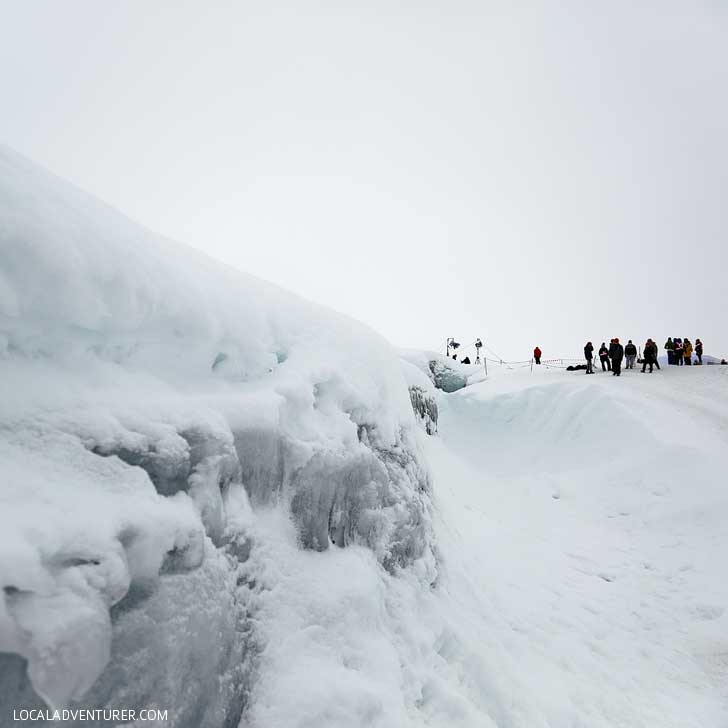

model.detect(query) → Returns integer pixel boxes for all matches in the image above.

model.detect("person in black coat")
[608,338,624,376]
[624,340,637,369]
[674,338,684,366]
[584,341,594,374]
[599,342,611,371]
[695,338,703,365]
[641,339,657,373]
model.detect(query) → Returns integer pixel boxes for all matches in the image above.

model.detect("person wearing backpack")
[533,346,542,365]
[609,338,624,376]
[695,338,703,365]
[599,342,611,371]
[624,340,637,369]
[683,338,693,365]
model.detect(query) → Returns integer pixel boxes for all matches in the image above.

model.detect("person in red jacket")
[533,346,542,365]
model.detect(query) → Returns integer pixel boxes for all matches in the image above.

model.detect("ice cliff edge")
[0,147,437,721]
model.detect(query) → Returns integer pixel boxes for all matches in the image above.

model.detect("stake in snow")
[1,146,727,727]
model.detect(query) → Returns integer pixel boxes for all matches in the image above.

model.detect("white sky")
[2,1,726,359]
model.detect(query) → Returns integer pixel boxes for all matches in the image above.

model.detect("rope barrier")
[444,336,590,374]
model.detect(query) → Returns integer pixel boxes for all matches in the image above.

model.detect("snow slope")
[427,363,728,726]
[1,146,727,727]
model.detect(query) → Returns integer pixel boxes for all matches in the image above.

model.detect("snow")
[235,362,728,727]
[2,145,728,726]
[0,146,435,719]
[427,363,728,726]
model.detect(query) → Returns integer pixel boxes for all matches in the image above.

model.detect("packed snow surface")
[2,146,728,727]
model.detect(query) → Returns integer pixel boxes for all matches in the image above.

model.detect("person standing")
[683,338,693,365]
[533,346,542,365]
[624,340,637,369]
[674,338,684,365]
[599,342,611,371]
[695,338,703,365]
[642,339,657,373]
[664,337,675,365]
[609,338,624,376]
[584,341,594,374]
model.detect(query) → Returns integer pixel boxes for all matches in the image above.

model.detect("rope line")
[446,337,590,373]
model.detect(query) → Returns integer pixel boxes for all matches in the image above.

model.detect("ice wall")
[0,147,437,724]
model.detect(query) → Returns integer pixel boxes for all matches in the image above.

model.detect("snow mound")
[0,147,436,717]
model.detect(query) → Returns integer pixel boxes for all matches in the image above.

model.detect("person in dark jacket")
[609,338,624,376]
[584,341,594,374]
[695,338,703,365]
[533,346,542,365]
[624,340,637,369]
[664,337,674,365]
[674,338,683,365]
[599,342,611,371]
[642,339,657,373]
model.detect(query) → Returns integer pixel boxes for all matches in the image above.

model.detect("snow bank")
[0,146,436,718]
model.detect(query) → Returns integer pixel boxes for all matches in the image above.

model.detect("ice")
[400,359,439,435]
[0,146,436,717]
[399,349,477,393]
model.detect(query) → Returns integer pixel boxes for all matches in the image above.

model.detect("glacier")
[2,146,728,728]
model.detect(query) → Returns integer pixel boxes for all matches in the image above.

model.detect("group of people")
[664,337,703,366]
[581,336,705,375]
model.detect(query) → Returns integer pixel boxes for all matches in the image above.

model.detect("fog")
[2,0,726,358]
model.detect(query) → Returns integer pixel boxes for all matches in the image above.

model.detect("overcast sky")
[2,1,726,359]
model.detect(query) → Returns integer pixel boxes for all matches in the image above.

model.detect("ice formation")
[0,146,436,723]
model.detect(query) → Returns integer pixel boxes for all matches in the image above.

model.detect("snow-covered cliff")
[0,147,437,724]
